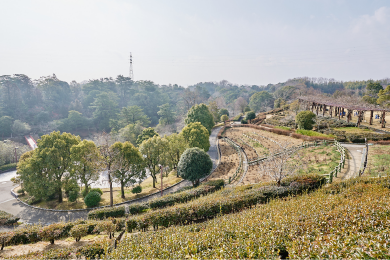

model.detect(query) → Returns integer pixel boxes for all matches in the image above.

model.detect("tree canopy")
[185,103,215,134]
[181,122,210,152]
[249,91,274,112]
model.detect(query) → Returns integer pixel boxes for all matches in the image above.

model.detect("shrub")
[17,188,24,194]
[202,179,225,190]
[64,178,79,198]
[177,147,213,186]
[245,111,256,120]
[131,185,142,194]
[296,129,335,138]
[88,206,125,220]
[38,223,66,244]
[69,224,89,242]
[241,119,248,124]
[84,191,101,208]
[82,187,103,197]
[68,190,79,202]
[0,163,16,172]
[0,210,20,226]
[0,231,14,250]
[93,221,116,239]
[296,111,316,130]
[128,203,149,215]
[76,239,109,259]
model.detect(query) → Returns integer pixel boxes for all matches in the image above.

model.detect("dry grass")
[364,145,390,177]
[19,171,182,210]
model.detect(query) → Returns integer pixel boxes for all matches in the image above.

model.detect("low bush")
[128,203,149,215]
[131,185,142,194]
[69,224,89,242]
[94,221,116,239]
[38,223,66,244]
[126,174,325,233]
[0,163,16,172]
[88,206,125,220]
[0,210,20,225]
[296,129,335,138]
[76,239,109,259]
[202,179,225,190]
[82,187,103,197]
[68,190,79,202]
[149,185,217,209]
[17,188,24,194]
[84,191,101,208]
[0,231,14,250]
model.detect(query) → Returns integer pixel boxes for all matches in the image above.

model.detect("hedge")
[126,174,326,232]
[0,163,16,172]
[0,210,20,226]
[88,206,126,220]
[128,203,149,215]
[149,185,217,209]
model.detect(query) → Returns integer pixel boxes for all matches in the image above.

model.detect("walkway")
[0,127,221,225]
[338,143,366,180]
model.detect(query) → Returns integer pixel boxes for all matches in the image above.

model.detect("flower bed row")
[125,174,327,233]
[87,180,225,219]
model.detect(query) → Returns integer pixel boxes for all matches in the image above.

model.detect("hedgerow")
[125,174,325,232]
[88,206,125,220]
[0,210,20,225]
[111,177,390,259]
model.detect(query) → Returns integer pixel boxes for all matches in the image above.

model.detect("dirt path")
[337,143,366,180]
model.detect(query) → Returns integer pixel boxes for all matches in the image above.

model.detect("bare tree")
[235,97,248,113]
[259,144,302,186]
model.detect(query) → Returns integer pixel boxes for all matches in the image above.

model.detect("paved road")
[340,143,366,179]
[0,127,221,225]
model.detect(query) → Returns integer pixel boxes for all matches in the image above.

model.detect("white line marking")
[0,198,16,204]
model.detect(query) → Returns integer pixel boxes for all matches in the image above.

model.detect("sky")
[0,0,389,86]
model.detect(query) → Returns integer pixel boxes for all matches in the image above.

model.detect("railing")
[238,137,259,160]
[223,137,244,184]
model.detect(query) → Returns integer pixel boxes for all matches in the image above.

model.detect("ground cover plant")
[0,211,19,226]
[110,177,390,259]
[296,129,336,138]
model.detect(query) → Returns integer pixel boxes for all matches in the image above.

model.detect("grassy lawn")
[333,127,373,134]
[365,145,390,177]
[274,126,291,131]
[296,129,336,138]
[18,171,182,210]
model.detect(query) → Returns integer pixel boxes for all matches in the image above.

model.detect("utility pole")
[129,52,133,80]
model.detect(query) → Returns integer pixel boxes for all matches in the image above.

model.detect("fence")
[223,137,244,184]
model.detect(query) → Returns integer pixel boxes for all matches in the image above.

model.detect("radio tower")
[129,52,134,80]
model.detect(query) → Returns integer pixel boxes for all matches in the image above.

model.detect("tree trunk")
[109,176,113,207]
[152,175,156,188]
[121,181,125,199]
[83,181,89,195]
[58,186,63,203]
[50,239,54,245]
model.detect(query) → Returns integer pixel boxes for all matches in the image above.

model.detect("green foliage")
[17,131,81,203]
[91,91,119,131]
[296,129,335,138]
[185,103,215,134]
[0,116,14,136]
[0,163,16,172]
[11,120,31,136]
[177,147,213,186]
[69,224,89,242]
[181,122,210,152]
[136,127,159,145]
[93,221,116,238]
[111,141,146,199]
[157,103,176,125]
[149,185,217,209]
[68,190,79,202]
[245,111,256,120]
[88,206,126,220]
[249,91,274,112]
[118,122,143,146]
[241,119,248,124]
[232,113,243,121]
[0,210,20,226]
[221,114,229,122]
[295,111,316,130]
[244,106,251,112]
[76,240,108,259]
[366,82,383,95]
[208,101,220,123]
[38,223,66,244]
[58,110,89,132]
[274,98,286,108]
[131,185,142,194]
[163,133,188,172]
[128,203,149,215]
[118,105,150,128]
[218,108,229,117]
[377,85,390,107]
[202,179,225,190]
[275,126,291,131]
[84,191,101,208]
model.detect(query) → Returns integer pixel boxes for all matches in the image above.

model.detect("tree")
[0,116,13,137]
[118,123,143,146]
[136,127,159,146]
[59,110,89,132]
[218,108,229,118]
[11,120,31,136]
[290,100,300,115]
[157,103,176,125]
[70,140,102,195]
[235,97,248,113]
[118,106,150,128]
[259,146,301,186]
[18,132,80,202]
[163,133,188,176]
[244,106,251,112]
[207,101,220,123]
[111,142,146,199]
[366,82,383,95]
[377,85,390,107]
[181,122,210,152]
[115,75,134,107]
[249,91,274,112]
[177,147,213,186]
[245,111,256,121]
[221,114,229,122]
[274,98,286,108]
[296,111,316,130]
[274,85,296,100]
[185,103,215,134]
[91,92,119,131]
[139,135,168,188]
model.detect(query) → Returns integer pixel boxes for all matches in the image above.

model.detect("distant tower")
[129,52,134,80]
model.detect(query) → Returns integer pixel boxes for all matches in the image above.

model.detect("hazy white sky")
[0,0,389,86]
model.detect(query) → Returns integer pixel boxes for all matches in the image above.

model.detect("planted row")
[126,174,326,232]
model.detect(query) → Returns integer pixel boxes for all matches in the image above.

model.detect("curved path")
[0,127,221,225]
[338,143,366,180]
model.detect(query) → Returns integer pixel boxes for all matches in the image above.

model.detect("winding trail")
[338,143,366,180]
[0,127,221,225]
